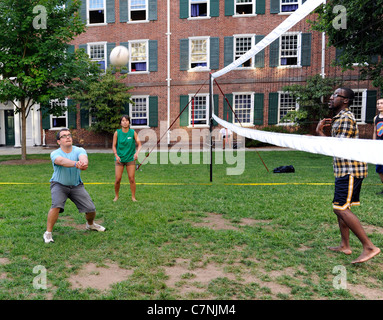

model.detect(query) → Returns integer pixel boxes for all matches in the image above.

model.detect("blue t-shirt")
[50,146,87,186]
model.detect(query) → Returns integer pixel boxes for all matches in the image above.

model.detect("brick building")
[34,0,379,148]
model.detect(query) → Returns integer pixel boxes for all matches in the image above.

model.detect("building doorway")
[4,110,15,146]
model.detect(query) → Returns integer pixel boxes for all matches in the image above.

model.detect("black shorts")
[50,181,96,213]
[332,175,363,210]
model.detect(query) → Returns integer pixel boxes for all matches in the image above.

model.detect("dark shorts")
[376,165,383,174]
[332,175,363,210]
[116,160,135,166]
[50,181,96,213]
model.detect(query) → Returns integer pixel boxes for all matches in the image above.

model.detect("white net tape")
[213,114,383,165]
[211,0,325,79]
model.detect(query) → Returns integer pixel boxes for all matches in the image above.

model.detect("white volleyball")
[110,46,129,66]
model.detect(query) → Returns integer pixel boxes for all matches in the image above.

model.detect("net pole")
[209,73,213,182]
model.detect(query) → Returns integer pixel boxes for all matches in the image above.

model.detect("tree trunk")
[21,99,27,161]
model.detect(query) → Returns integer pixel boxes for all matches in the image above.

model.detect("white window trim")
[49,99,68,130]
[130,95,150,128]
[234,0,257,17]
[188,93,210,128]
[232,92,254,127]
[129,39,149,74]
[279,0,301,15]
[188,0,211,20]
[277,91,299,125]
[87,41,107,72]
[351,88,367,124]
[128,0,149,23]
[188,36,210,72]
[86,0,107,26]
[278,32,302,69]
[233,34,256,69]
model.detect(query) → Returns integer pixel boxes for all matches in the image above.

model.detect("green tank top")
[116,128,136,162]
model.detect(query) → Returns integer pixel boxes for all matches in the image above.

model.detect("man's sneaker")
[86,222,106,232]
[43,231,54,243]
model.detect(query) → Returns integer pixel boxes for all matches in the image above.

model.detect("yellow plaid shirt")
[331,108,368,178]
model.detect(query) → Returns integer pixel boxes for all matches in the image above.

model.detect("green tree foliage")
[0,0,101,159]
[309,0,383,91]
[72,68,134,136]
[281,74,342,127]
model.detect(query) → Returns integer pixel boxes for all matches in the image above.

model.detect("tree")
[72,68,134,147]
[281,74,342,128]
[0,0,101,160]
[309,0,383,91]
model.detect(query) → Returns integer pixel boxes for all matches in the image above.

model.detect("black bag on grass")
[273,165,295,173]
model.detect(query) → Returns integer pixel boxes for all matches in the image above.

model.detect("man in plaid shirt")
[316,88,380,264]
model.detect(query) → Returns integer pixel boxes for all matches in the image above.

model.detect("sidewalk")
[0,145,291,156]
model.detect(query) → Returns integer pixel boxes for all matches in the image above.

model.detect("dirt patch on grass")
[191,212,270,231]
[68,262,134,291]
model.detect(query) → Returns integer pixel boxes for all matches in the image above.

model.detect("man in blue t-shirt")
[43,128,105,243]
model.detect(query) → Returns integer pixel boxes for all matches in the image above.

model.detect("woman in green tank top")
[112,115,142,202]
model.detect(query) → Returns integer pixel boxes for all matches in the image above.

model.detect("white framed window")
[87,0,106,25]
[130,96,149,127]
[278,92,298,124]
[129,0,147,21]
[50,99,68,129]
[235,0,255,15]
[234,35,255,68]
[351,89,367,123]
[280,32,301,67]
[88,42,107,72]
[189,37,209,70]
[281,0,299,13]
[129,40,148,73]
[190,0,208,18]
[188,94,209,126]
[233,93,253,125]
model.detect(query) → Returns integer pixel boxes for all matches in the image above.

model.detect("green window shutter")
[180,0,188,18]
[335,47,344,64]
[80,0,87,23]
[106,0,115,23]
[268,93,279,125]
[180,95,189,126]
[210,37,219,70]
[119,0,128,22]
[269,39,279,67]
[80,105,90,129]
[224,37,234,67]
[254,35,265,68]
[225,0,234,16]
[119,42,129,73]
[107,42,116,70]
[67,45,75,54]
[149,40,158,72]
[149,96,158,127]
[223,94,233,123]
[254,93,264,125]
[270,0,280,13]
[180,39,189,71]
[212,94,219,126]
[148,0,157,20]
[301,33,311,67]
[123,102,130,115]
[41,105,51,130]
[256,0,265,14]
[366,90,377,123]
[210,0,219,17]
[78,44,87,53]
[67,99,77,129]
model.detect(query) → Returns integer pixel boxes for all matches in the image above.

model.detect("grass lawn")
[1,150,383,301]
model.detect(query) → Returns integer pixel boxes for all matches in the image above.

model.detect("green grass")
[1,150,383,300]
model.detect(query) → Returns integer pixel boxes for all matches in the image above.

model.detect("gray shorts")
[50,181,96,213]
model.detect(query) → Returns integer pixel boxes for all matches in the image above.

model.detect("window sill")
[187,16,211,20]
[86,23,107,27]
[127,20,150,24]
[188,68,210,72]
[277,65,302,69]
[233,13,257,17]
[131,125,150,129]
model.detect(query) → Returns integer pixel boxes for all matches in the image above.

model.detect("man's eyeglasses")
[333,93,347,99]
[59,134,72,139]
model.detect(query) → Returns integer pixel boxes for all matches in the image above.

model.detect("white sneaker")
[86,222,106,232]
[43,231,54,243]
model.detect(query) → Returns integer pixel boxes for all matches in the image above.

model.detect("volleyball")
[110,46,129,66]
